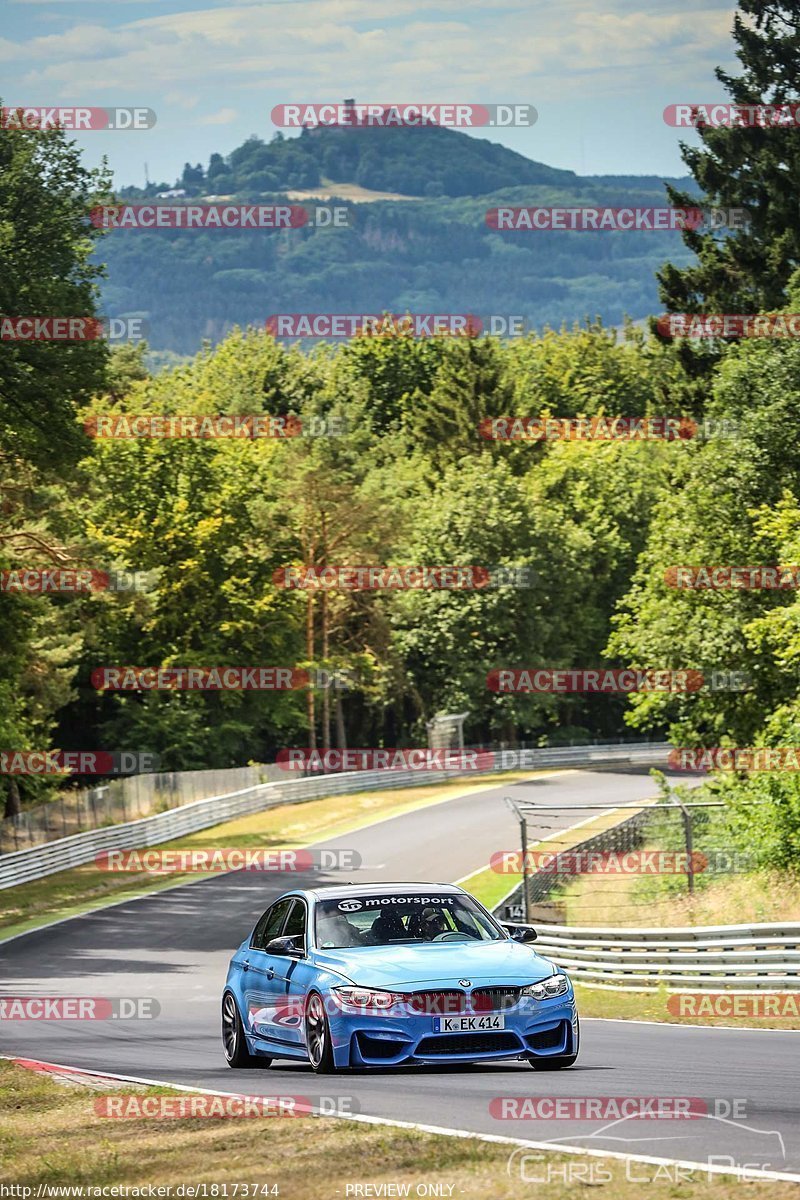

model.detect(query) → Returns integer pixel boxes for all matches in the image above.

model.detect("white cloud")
[199,106,238,124]
[0,37,19,62]
[22,5,733,97]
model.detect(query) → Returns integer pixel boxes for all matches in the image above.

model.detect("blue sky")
[3,0,739,187]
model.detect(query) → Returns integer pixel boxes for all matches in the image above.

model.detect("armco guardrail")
[0,763,284,854]
[506,922,800,991]
[0,741,670,889]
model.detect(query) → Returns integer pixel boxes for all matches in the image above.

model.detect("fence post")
[520,815,532,923]
[672,797,695,894]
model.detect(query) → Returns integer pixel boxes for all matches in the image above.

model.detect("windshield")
[314,892,503,949]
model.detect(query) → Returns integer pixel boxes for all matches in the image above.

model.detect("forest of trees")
[101,182,697,357]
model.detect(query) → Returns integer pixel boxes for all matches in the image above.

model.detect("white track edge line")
[581,1016,800,1033]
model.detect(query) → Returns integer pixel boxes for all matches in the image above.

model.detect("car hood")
[311,940,558,988]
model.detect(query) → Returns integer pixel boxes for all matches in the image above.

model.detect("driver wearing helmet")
[421,906,450,940]
[370,910,406,944]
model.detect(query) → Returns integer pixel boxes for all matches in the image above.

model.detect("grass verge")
[560,862,800,928]
[0,1060,794,1196]
[574,983,800,1030]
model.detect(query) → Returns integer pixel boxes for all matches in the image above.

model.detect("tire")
[529,1054,578,1070]
[305,992,337,1074]
[222,991,270,1069]
[528,1017,579,1071]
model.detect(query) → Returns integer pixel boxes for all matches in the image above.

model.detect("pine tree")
[659,2,800,317]
[403,338,515,468]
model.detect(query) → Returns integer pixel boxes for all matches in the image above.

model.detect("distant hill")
[123,122,595,201]
[105,122,698,355]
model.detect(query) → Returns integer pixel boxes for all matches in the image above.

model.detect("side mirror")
[265,935,304,957]
[503,923,537,943]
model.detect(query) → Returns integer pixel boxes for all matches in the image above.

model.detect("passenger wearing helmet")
[369,910,406,944]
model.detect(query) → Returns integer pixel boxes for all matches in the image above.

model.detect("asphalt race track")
[1,768,798,1179]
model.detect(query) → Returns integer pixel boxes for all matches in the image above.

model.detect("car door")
[243,897,293,1045]
[267,897,315,1048]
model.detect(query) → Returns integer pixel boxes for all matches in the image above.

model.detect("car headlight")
[520,973,570,1000]
[332,986,401,1010]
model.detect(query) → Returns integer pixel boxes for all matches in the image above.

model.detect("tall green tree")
[659,3,800,317]
[0,113,111,813]
[0,111,111,466]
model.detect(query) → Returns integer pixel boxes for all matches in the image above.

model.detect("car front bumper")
[329,996,578,1068]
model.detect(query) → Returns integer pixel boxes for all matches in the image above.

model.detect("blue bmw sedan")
[222,882,579,1073]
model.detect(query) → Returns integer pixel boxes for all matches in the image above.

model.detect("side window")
[251,899,292,949]
[283,899,307,946]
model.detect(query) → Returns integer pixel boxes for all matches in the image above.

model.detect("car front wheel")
[305,992,337,1073]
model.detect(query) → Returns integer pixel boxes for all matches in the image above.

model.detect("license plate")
[433,1015,505,1032]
